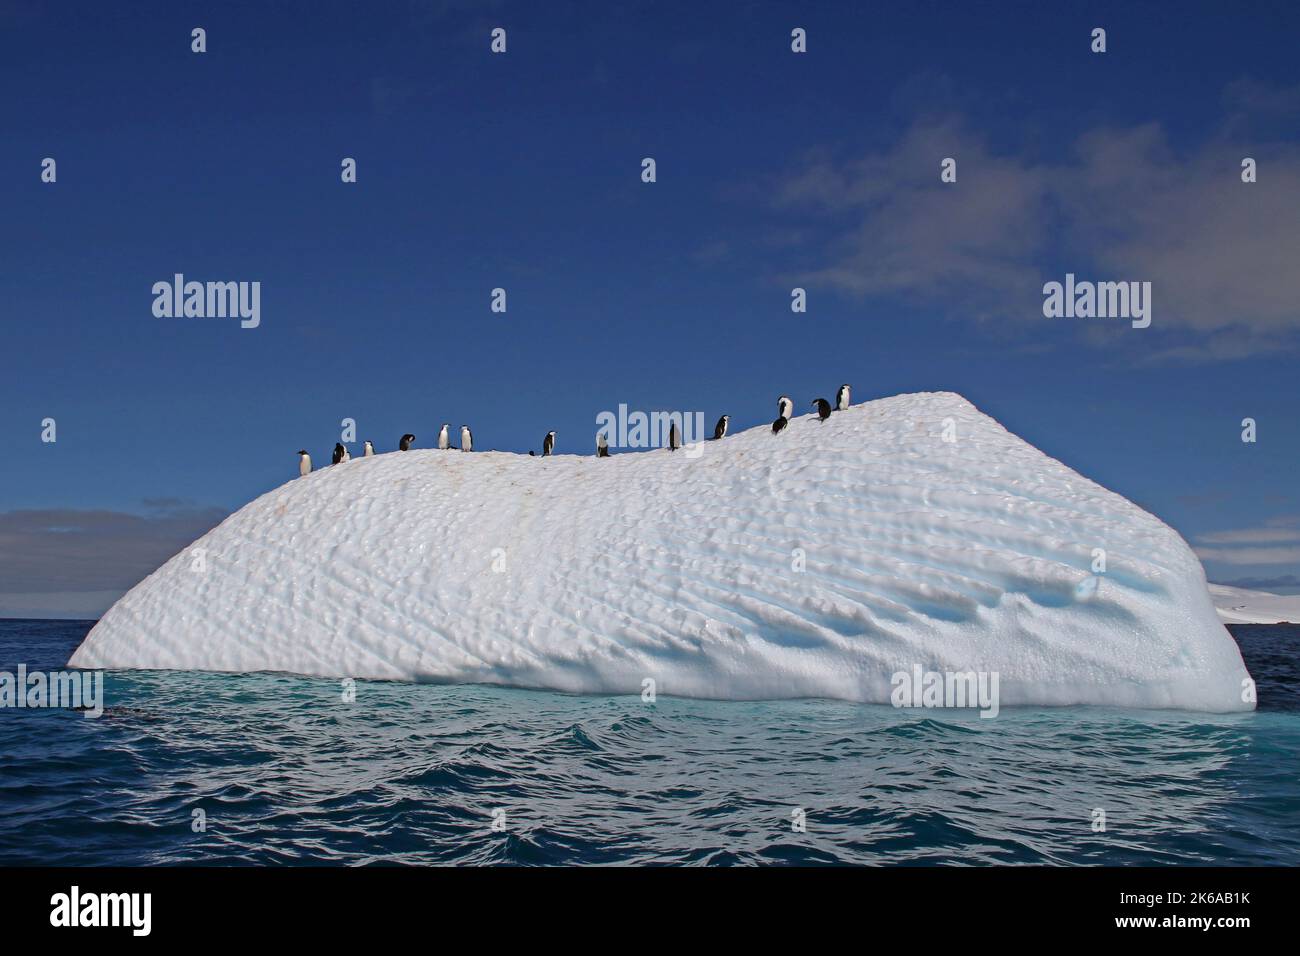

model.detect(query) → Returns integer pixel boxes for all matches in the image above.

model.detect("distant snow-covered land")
[1209,584,1300,624]
[70,392,1254,712]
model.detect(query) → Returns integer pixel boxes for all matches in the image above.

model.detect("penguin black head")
[297,450,307,455]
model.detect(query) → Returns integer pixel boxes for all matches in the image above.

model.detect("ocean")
[1,619,1296,866]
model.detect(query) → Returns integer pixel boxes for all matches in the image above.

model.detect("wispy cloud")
[773,117,1053,322]
[1197,527,1300,546]
[0,502,226,618]
[770,80,1300,361]
[1195,516,1300,567]
[1196,545,1300,566]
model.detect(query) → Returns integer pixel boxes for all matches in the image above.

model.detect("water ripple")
[0,620,1297,865]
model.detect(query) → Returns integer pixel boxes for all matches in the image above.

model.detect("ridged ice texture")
[70,392,1253,712]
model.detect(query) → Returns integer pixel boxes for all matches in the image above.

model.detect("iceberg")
[69,392,1254,712]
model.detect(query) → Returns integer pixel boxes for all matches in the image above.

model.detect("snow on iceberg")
[69,392,1254,712]
[1210,583,1300,625]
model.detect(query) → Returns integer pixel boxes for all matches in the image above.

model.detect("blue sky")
[3,0,1300,615]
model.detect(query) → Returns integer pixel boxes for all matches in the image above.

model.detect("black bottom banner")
[0,865,1282,941]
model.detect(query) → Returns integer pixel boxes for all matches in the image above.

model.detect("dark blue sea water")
[1,619,1297,865]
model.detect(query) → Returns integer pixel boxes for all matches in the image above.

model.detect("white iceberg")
[70,392,1254,712]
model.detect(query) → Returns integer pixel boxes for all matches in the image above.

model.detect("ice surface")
[1209,583,1300,625]
[70,392,1254,712]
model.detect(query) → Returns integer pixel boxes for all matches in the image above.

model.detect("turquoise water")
[1,619,1297,865]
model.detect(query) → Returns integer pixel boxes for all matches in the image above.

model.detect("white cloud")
[1196,545,1300,566]
[775,119,1052,320]
[1065,126,1300,347]
[773,85,1300,359]
[1197,527,1300,545]
[1195,518,1300,568]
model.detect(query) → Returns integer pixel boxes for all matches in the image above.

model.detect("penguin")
[542,431,556,457]
[836,383,851,411]
[596,432,610,457]
[777,395,794,419]
[363,440,375,457]
[772,415,789,435]
[399,434,416,451]
[712,415,729,440]
[812,398,832,421]
[438,423,451,450]
[461,426,473,452]
[298,450,312,476]
[332,442,349,465]
[669,421,682,451]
